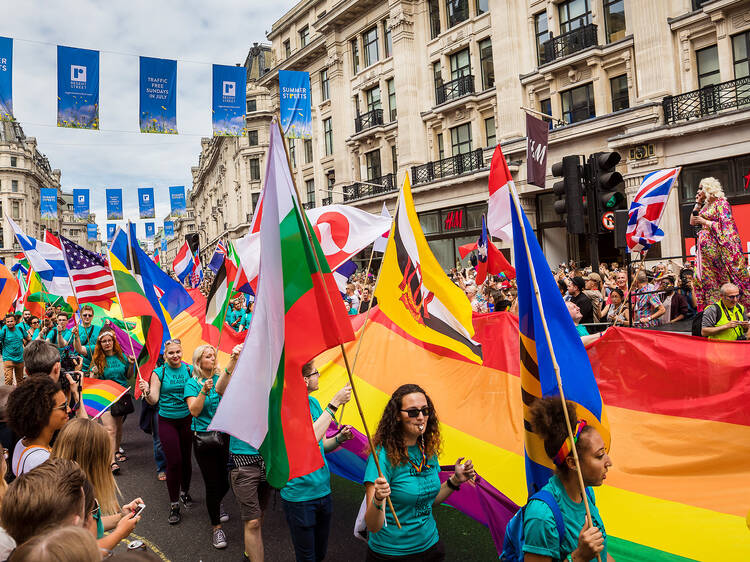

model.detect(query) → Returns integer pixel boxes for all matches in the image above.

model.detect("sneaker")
[168,504,181,525]
[219,504,229,523]
[212,527,227,549]
[179,492,193,509]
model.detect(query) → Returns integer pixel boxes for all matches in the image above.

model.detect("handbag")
[110,393,135,418]
[193,430,226,451]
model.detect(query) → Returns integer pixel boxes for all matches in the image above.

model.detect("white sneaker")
[219,504,229,523]
[212,527,227,549]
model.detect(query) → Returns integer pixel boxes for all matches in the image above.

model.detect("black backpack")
[691,303,719,337]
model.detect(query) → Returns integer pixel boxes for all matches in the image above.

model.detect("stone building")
[59,191,101,254]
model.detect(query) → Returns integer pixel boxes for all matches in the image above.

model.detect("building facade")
[60,191,101,254]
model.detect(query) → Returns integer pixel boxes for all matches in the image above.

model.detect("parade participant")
[17,310,33,338]
[183,344,239,549]
[45,312,74,361]
[139,339,194,525]
[364,383,475,562]
[632,271,665,327]
[72,305,101,372]
[281,361,352,562]
[240,301,254,331]
[522,397,613,562]
[28,317,40,340]
[9,525,101,562]
[7,376,69,476]
[700,283,748,340]
[690,177,750,310]
[227,300,244,331]
[91,330,134,474]
[1,314,29,385]
[601,289,629,326]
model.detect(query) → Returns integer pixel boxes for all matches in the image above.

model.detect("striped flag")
[625,167,682,253]
[82,377,129,419]
[172,241,194,283]
[190,250,203,288]
[205,241,240,333]
[60,235,116,306]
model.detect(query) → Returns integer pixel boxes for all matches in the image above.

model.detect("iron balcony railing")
[343,173,396,202]
[354,108,384,133]
[322,196,332,206]
[302,201,315,210]
[663,77,750,124]
[541,22,598,65]
[435,74,475,105]
[411,148,487,185]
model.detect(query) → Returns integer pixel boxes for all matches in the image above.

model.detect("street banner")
[164,221,174,238]
[0,37,12,121]
[73,188,90,219]
[87,223,98,242]
[139,56,177,134]
[212,64,246,137]
[145,222,155,239]
[106,188,123,220]
[279,70,312,139]
[107,224,116,242]
[161,238,167,252]
[138,187,155,219]
[525,113,548,188]
[40,188,57,219]
[57,45,99,129]
[169,185,186,216]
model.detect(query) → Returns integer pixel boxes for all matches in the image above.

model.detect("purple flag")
[526,113,549,188]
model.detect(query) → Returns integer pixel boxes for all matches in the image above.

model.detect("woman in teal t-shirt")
[90,330,134,475]
[139,339,194,526]
[364,383,475,561]
[523,397,614,562]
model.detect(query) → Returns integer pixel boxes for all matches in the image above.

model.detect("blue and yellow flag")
[509,187,610,496]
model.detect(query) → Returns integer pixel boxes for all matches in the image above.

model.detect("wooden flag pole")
[508,184,602,562]
[274,116,401,528]
[612,251,647,327]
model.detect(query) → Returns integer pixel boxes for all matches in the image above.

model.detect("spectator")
[678,268,698,319]
[660,276,690,324]
[345,284,360,313]
[1,314,29,385]
[359,286,377,314]
[701,283,748,340]
[557,279,568,299]
[0,414,13,559]
[465,285,486,313]
[0,386,17,482]
[566,302,589,336]
[567,277,594,324]
[23,340,61,382]
[601,288,629,326]
[583,274,604,322]
[8,525,100,562]
[632,271,665,328]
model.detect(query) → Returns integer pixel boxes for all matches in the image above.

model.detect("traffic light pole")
[583,156,600,273]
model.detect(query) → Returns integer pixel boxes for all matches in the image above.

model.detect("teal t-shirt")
[242,311,252,329]
[46,328,73,357]
[183,374,221,432]
[227,309,242,329]
[364,446,441,556]
[1,326,26,363]
[77,325,100,371]
[576,325,589,336]
[102,354,130,387]
[522,474,607,561]
[280,396,330,502]
[229,435,260,456]
[156,363,192,419]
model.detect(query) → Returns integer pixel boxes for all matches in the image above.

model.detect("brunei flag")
[210,123,355,488]
[374,173,482,363]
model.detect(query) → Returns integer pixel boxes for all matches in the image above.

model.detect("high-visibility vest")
[708,301,745,341]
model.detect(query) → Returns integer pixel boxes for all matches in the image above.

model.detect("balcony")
[343,173,396,202]
[354,109,384,133]
[322,196,332,206]
[663,77,750,124]
[435,75,475,106]
[302,201,315,210]
[541,23,598,65]
[411,149,487,185]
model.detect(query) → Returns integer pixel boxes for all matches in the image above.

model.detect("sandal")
[157,471,167,481]
[115,451,127,462]
[111,462,121,475]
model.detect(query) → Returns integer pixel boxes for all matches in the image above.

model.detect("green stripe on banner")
[260,349,290,488]
[112,269,146,296]
[279,207,315,313]
[608,536,698,562]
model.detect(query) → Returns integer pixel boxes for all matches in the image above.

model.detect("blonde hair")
[192,344,220,380]
[51,418,121,515]
[9,525,100,562]
[699,177,725,200]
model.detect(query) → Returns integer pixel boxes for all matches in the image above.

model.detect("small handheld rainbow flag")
[82,378,129,419]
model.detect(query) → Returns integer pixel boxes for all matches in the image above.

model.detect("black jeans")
[365,540,445,562]
[192,433,230,526]
[158,415,192,503]
[282,494,333,562]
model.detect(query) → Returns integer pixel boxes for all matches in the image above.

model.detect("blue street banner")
[0,37,12,121]
[164,221,174,238]
[138,187,155,219]
[161,238,167,252]
[145,222,155,239]
[87,223,98,242]
[40,188,57,219]
[57,45,99,129]
[139,56,177,134]
[212,64,246,137]
[169,185,186,216]
[106,188,123,220]
[279,70,312,139]
[73,188,90,219]
[107,224,116,242]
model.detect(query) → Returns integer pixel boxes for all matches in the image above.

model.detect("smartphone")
[133,503,146,517]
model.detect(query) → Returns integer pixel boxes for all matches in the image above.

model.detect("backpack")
[500,487,595,562]
[691,303,719,337]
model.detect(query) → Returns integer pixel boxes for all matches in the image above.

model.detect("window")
[320,69,330,101]
[299,26,309,49]
[561,83,595,124]
[433,61,443,95]
[610,74,629,111]
[603,0,626,43]
[534,12,551,66]
[450,48,470,80]
[366,86,381,112]
[558,0,591,35]
[450,123,472,155]
[351,38,360,74]
[353,94,361,116]
[304,139,313,163]
[479,38,494,89]
[437,133,445,159]
[476,0,488,15]
[697,45,720,88]
[247,98,257,112]
[387,78,396,121]
[391,144,398,172]
[283,39,291,58]
[11,200,19,219]
[363,27,379,67]
[10,157,16,167]
[428,0,441,39]
[484,116,496,147]
[446,0,469,29]
[365,150,382,180]
[249,157,260,180]
[289,140,297,169]
[251,192,260,211]
[323,118,333,156]
[383,21,392,58]
[540,98,553,129]
[248,130,259,146]
[327,174,334,200]
[11,180,18,192]
[733,31,750,79]
[306,179,315,205]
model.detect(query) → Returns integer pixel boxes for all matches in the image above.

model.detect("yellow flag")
[374,174,482,363]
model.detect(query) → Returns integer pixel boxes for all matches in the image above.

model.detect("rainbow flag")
[82,378,129,419]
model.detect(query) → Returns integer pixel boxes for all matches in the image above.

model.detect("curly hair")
[699,177,725,200]
[7,376,61,440]
[373,384,441,467]
[530,397,593,474]
[91,330,126,375]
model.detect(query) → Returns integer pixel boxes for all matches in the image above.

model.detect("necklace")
[406,439,429,473]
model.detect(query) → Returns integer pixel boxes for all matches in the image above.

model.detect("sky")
[1,0,296,237]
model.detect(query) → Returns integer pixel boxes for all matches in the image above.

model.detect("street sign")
[602,210,615,231]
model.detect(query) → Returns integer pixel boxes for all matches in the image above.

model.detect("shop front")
[417,203,489,272]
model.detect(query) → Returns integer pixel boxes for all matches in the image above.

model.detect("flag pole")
[509,183,601,561]
[274,116,401,528]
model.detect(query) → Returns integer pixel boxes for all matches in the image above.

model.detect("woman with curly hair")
[523,397,613,562]
[7,376,68,476]
[91,330,134,474]
[364,384,475,562]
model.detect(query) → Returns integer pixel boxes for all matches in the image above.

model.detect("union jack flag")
[625,167,682,253]
[208,240,226,273]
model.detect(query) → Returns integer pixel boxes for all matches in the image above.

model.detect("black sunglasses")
[400,407,430,418]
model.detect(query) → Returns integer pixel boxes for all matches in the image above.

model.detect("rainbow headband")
[553,420,587,466]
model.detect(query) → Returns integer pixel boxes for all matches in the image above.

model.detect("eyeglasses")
[305,370,320,378]
[400,407,430,418]
[725,294,740,300]
[53,401,68,412]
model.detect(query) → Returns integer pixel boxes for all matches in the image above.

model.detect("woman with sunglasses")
[91,329,134,474]
[139,338,195,525]
[72,304,100,373]
[364,384,474,562]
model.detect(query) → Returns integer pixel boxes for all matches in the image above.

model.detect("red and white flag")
[487,145,514,242]
[372,202,391,254]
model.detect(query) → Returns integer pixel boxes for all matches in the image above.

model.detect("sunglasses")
[725,294,740,300]
[81,313,93,318]
[53,401,68,412]
[165,338,182,346]
[400,407,430,418]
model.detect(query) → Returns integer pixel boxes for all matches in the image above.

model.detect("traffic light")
[590,151,625,233]
[551,155,585,234]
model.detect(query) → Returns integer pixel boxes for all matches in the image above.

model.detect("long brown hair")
[373,384,441,466]
[92,330,126,375]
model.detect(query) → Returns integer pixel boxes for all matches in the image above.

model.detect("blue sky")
[1,0,295,235]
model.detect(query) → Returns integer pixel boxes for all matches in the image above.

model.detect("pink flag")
[487,145,513,242]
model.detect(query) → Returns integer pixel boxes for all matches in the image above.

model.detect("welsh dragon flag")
[210,123,355,487]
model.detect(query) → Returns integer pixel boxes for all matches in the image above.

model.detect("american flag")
[60,235,116,304]
[625,167,682,253]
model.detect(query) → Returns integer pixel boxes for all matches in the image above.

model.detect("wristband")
[325,407,335,418]
[327,402,338,413]
[224,367,231,375]
[372,497,384,511]
[446,476,461,491]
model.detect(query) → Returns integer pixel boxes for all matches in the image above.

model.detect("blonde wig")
[699,177,725,200]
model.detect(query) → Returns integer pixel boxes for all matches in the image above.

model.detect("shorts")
[230,464,271,521]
